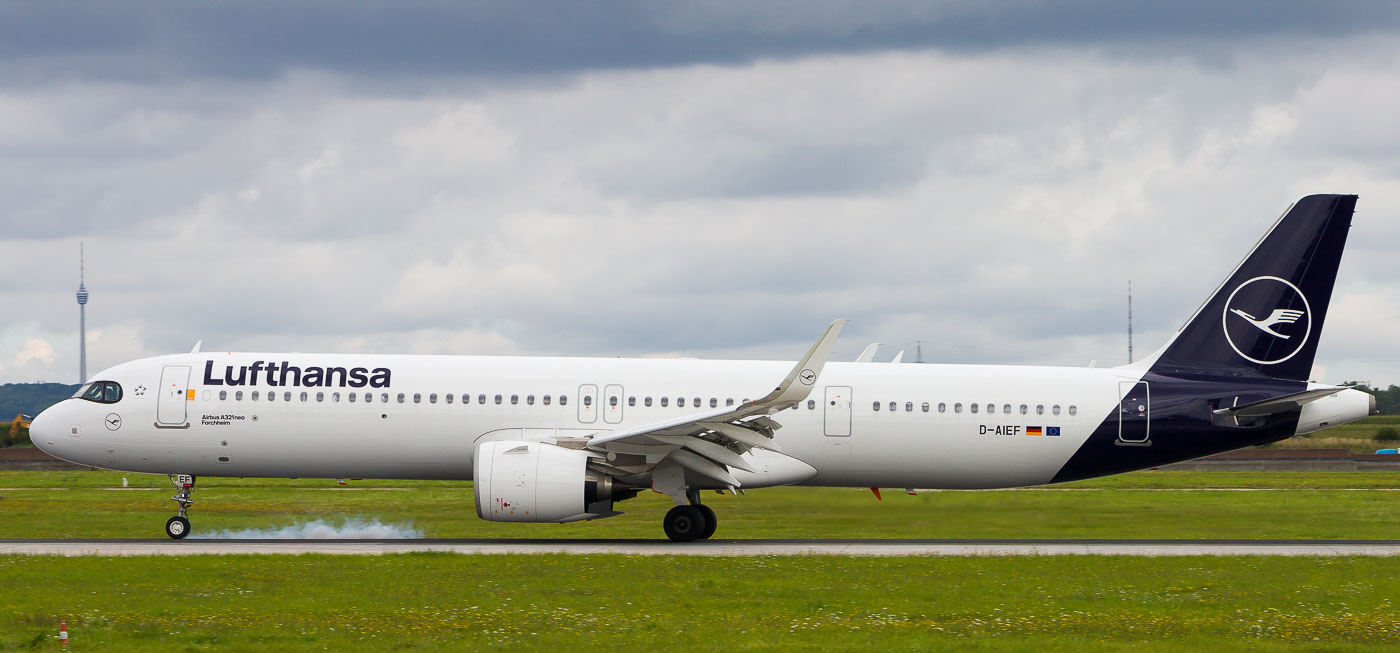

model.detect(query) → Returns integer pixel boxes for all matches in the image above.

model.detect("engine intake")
[473,440,619,522]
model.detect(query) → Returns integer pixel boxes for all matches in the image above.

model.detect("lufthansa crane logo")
[1221,276,1312,365]
[799,369,816,385]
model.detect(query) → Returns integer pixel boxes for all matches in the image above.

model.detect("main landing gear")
[663,492,718,542]
[165,474,195,539]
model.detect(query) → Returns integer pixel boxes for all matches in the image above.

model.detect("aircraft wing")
[584,319,845,488]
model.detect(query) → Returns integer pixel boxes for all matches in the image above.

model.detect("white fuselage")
[35,352,1141,489]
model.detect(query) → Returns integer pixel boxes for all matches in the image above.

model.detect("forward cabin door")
[824,385,852,436]
[156,365,192,428]
[1117,381,1150,444]
[577,384,599,424]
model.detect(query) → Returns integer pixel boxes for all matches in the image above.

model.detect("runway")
[4,538,1400,557]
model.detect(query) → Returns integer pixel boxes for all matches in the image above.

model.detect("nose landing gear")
[165,474,195,539]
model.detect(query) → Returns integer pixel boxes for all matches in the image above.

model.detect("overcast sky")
[3,1,1400,386]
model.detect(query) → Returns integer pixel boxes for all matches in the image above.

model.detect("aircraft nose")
[28,405,66,457]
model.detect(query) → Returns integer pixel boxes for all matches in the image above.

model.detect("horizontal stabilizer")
[1212,387,1345,418]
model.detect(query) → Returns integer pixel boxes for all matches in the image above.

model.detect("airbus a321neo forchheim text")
[31,194,1375,541]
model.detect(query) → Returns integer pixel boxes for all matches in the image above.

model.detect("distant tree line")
[0,382,80,420]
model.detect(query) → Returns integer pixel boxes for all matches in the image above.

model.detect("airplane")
[30,194,1375,541]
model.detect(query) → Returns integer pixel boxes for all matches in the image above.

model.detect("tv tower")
[77,244,89,382]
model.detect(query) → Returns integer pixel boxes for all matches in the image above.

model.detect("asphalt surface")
[3,538,1400,556]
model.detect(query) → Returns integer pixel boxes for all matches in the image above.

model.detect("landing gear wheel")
[165,515,190,540]
[166,474,196,540]
[696,504,717,540]
[663,505,705,542]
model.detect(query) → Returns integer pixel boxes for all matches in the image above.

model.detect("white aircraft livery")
[30,194,1376,541]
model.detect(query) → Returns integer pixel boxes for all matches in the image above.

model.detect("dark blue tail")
[1148,194,1357,382]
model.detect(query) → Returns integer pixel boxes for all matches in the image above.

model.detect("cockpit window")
[79,381,122,404]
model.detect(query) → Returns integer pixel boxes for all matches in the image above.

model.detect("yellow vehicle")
[8,414,33,442]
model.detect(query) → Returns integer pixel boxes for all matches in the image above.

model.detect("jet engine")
[473,440,621,522]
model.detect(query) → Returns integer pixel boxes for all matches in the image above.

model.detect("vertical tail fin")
[1147,194,1357,382]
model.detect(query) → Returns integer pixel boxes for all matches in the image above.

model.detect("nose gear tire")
[165,515,190,539]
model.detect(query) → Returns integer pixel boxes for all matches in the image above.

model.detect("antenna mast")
[77,243,89,382]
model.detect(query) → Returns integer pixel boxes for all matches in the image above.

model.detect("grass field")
[4,469,1400,540]
[2,554,1400,651]
[5,470,1400,651]
[1269,416,1400,453]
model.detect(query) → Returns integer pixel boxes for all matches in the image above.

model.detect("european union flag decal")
[1047,426,1061,436]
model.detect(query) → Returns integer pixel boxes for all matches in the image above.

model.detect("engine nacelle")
[473,440,617,522]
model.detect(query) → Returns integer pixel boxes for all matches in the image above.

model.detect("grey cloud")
[5,14,1400,386]
[2,2,1398,85]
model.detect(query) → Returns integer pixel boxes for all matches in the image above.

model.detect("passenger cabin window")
[727,398,735,406]
[446,394,454,404]
[628,397,635,407]
[1069,405,1077,416]
[252,391,260,401]
[888,401,896,412]
[1020,404,1028,415]
[331,392,340,402]
[872,401,881,411]
[219,390,228,401]
[559,395,568,406]
[661,397,669,407]
[906,402,914,412]
[510,395,518,405]
[986,403,994,414]
[236,391,244,401]
[300,392,307,402]
[1053,405,1061,415]
[268,392,276,402]
[380,393,388,403]
[1036,405,1044,415]
[347,392,355,403]
[609,396,617,407]
[543,395,551,406]
[693,398,701,408]
[528,395,535,406]
[807,399,815,410]
[397,393,405,403]
[970,403,979,414]
[954,403,962,413]
[922,402,930,413]
[1003,403,1012,414]
[478,394,486,405]
[494,394,503,405]
[938,402,946,413]
[710,398,718,408]
[583,395,593,407]
[413,393,422,404]
[315,392,322,402]
[645,397,653,407]
[676,397,684,408]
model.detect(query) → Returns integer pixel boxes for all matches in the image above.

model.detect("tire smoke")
[189,517,424,539]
